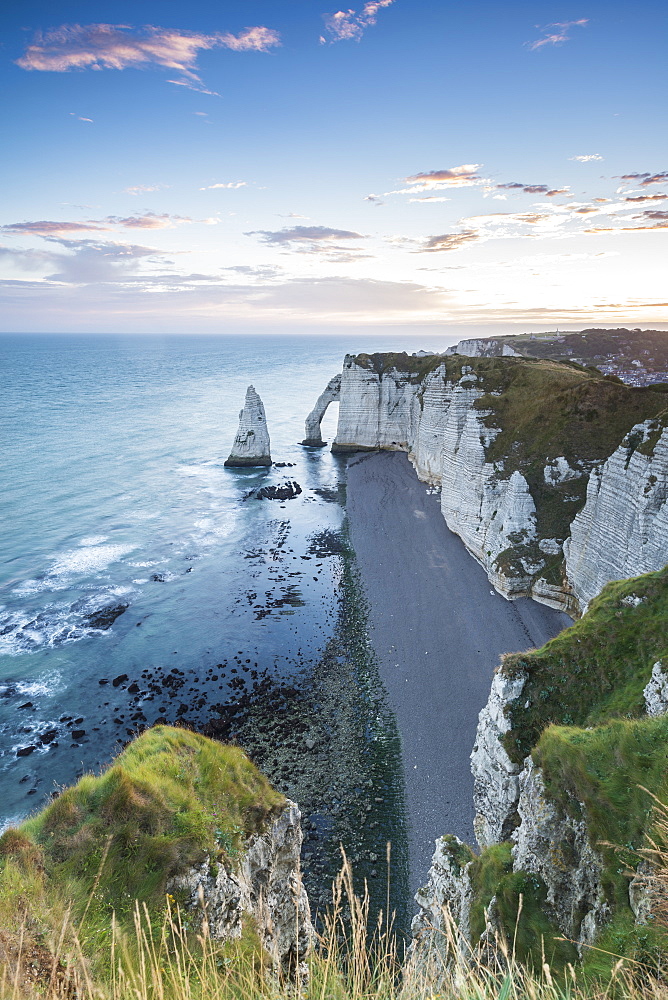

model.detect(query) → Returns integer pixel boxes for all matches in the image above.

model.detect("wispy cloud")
[68,112,93,123]
[364,194,385,205]
[247,225,364,245]
[494,182,570,197]
[570,153,603,162]
[320,0,394,43]
[17,23,281,91]
[1,213,200,238]
[617,171,668,187]
[422,231,480,252]
[200,181,247,190]
[2,220,111,237]
[527,19,588,51]
[379,164,484,201]
[123,184,168,195]
[623,193,668,203]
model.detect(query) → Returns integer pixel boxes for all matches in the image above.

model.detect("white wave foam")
[79,535,109,546]
[0,815,25,836]
[0,587,135,656]
[50,543,135,578]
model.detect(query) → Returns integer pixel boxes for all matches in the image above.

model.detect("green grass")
[501,567,668,765]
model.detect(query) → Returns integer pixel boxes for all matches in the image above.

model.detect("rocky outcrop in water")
[225,386,272,467]
[302,374,341,446]
[169,801,313,980]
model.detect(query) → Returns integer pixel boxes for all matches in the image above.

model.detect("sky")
[1,0,667,334]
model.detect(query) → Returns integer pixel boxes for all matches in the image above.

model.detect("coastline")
[345,451,571,894]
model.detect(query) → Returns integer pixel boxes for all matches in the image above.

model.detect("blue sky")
[1,0,667,333]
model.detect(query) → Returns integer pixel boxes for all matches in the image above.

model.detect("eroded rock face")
[471,669,526,849]
[409,836,473,981]
[302,374,341,446]
[512,760,609,952]
[564,420,668,610]
[644,661,668,716]
[169,802,313,980]
[225,386,272,467]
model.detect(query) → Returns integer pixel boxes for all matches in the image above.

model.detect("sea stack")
[224,386,272,467]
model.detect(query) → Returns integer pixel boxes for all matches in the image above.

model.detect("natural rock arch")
[300,374,341,447]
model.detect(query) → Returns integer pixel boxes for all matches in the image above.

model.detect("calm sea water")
[0,332,454,833]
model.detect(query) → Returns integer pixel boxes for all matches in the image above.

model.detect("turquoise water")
[0,332,452,832]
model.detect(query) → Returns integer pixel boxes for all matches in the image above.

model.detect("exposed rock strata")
[225,385,272,467]
[564,420,668,610]
[512,760,608,952]
[169,802,312,980]
[410,835,473,978]
[644,661,668,716]
[471,669,526,849]
[302,374,341,446]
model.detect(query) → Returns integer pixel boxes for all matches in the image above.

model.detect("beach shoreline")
[345,450,571,896]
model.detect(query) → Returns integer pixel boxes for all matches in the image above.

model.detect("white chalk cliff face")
[225,385,272,467]
[328,356,668,615]
[169,802,312,980]
[564,420,668,610]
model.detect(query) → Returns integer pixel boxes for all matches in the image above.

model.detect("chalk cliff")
[225,385,272,467]
[325,352,668,614]
[169,801,313,980]
[564,417,668,610]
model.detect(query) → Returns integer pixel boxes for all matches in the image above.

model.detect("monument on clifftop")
[224,386,272,467]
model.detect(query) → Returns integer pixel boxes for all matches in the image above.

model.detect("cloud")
[2,220,111,236]
[107,212,192,229]
[527,19,588,51]
[617,172,668,187]
[364,194,385,205]
[570,153,603,162]
[17,23,280,89]
[200,181,247,190]
[422,230,480,252]
[495,182,571,197]
[321,0,394,43]
[123,184,168,195]
[68,113,93,122]
[409,196,450,203]
[623,193,668,203]
[402,165,483,192]
[1,213,196,238]
[247,225,364,245]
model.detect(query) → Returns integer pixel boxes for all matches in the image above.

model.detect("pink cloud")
[17,23,281,85]
[321,0,394,43]
[527,19,588,51]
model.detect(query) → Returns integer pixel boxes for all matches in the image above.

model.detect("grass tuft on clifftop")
[502,566,668,764]
[0,724,285,972]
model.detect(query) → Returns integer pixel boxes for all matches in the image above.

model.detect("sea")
[0,330,456,922]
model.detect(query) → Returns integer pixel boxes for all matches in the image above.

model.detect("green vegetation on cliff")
[450,568,668,980]
[502,566,668,764]
[0,726,285,992]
